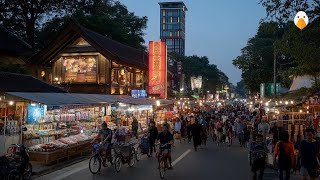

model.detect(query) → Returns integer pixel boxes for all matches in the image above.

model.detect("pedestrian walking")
[147,121,158,157]
[274,131,294,180]
[249,134,268,180]
[191,118,202,151]
[132,117,139,139]
[299,128,320,180]
[187,120,192,143]
[236,119,245,147]
[258,118,270,141]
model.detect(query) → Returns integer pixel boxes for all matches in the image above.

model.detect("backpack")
[278,142,291,164]
[251,142,266,161]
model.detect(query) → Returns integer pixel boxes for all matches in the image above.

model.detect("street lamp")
[156,100,160,106]
[180,88,184,92]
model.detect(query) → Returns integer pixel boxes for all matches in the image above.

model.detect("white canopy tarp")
[289,75,314,92]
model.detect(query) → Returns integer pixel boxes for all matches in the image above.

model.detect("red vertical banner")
[148,41,167,98]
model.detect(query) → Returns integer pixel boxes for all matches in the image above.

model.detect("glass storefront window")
[62,56,97,83]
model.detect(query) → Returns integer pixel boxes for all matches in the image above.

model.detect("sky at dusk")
[120,0,266,85]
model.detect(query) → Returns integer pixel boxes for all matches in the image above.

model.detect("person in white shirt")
[258,118,270,141]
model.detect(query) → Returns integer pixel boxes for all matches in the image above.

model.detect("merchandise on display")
[28,133,96,152]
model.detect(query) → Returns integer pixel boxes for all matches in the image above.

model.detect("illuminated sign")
[148,41,167,98]
[131,90,147,98]
[190,76,202,90]
[27,104,46,123]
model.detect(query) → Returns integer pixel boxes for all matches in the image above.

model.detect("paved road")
[34,138,299,180]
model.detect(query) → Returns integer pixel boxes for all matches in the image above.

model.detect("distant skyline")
[120,0,266,85]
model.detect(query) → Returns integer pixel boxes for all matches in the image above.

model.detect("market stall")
[0,98,24,154]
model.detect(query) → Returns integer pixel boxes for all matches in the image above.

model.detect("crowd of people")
[94,100,320,179]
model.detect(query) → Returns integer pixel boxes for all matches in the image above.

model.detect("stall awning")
[5,92,174,106]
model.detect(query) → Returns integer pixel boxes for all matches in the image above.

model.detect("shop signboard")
[148,41,167,98]
[260,83,280,98]
[62,55,97,83]
[304,96,320,108]
[190,76,202,90]
[131,90,147,98]
[27,104,46,123]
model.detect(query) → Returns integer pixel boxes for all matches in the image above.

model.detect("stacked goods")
[58,137,77,145]
[69,134,89,143]
[29,143,59,152]
[51,140,68,148]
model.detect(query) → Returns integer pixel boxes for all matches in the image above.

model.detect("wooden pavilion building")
[29,21,148,95]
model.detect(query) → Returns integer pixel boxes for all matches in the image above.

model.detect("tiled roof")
[0,25,31,54]
[29,21,148,70]
[79,26,148,69]
[0,72,67,93]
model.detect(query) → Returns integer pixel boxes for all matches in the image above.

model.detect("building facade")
[159,2,187,56]
[29,21,148,95]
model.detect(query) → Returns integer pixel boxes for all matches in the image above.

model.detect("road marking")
[172,149,191,166]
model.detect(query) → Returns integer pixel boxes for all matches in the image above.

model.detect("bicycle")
[5,144,32,180]
[156,143,172,179]
[89,143,114,174]
[114,142,136,172]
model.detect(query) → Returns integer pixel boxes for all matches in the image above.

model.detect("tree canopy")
[234,0,320,94]
[171,53,229,95]
[232,22,292,93]
[0,0,147,49]
[260,0,320,90]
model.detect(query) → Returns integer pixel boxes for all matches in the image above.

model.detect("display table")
[29,141,92,164]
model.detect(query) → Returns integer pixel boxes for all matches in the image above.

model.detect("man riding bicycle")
[157,124,174,169]
[92,122,113,164]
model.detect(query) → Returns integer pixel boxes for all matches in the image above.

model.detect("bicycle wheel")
[8,170,19,180]
[23,162,33,180]
[135,145,142,161]
[89,154,101,174]
[129,149,135,167]
[109,149,115,165]
[115,155,122,172]
[159,159,165,179]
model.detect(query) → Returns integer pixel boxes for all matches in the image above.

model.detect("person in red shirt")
[274,131,295,180]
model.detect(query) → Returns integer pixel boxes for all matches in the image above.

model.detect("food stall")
[1,92,171,164]
[1,92,117,164]
[111,103,152,133]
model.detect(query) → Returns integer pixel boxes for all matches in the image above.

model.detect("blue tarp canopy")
[5,92,173,106]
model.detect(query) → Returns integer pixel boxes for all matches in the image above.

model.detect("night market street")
[34,140,298,180]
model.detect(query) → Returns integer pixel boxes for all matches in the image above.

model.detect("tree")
[0,0,74,47]
[0,0,148,50]
[275,18,320,89]
[36,0,147,50]
[260,0,320,90]
[236,79,247,98]
[232,22,290,93]
[259,0,320,23]
[170,54,229,94]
